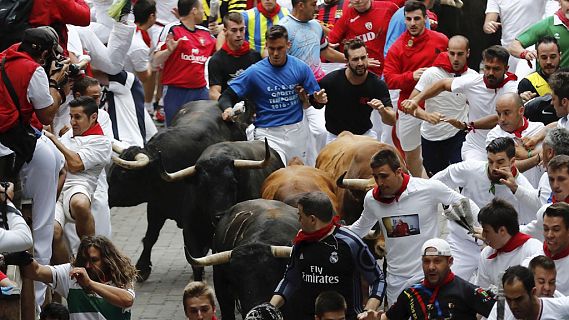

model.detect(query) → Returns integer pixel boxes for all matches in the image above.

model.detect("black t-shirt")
[386,275,495,320]
[208,49,262,93]
[318,69,392,135]
[518,74,558,125]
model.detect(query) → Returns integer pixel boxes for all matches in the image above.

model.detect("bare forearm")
[270,295,285,308]
[517,154,540,172]
[378,106,396,126]
[413,79,451,103]
[364,297,381,311]
[472,114,498,129]
[209,86,222,100]
[321,47,345,63]
[508,40,526,58]
[152,49,173,68]
[89,282,134,308]
[48,136,84,172]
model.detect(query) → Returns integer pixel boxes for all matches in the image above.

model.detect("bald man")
[407,35,478,176]
[485,92,545,187]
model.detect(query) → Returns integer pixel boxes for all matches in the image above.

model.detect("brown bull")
[260,162,340,214]
[315,132,407,224]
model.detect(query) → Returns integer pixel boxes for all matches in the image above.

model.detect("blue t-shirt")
[384,7,431,58]
[278,15,328,81]
[229,55,321,128]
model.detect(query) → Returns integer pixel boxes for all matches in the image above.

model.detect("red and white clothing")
[450,73,518,161]
[348,177,476,304]
[328,0,398,76]
[476,233,542,290]
[157,22,216,89]
[125,28,152,74]
[432,160,535,280]
[486,118,545,188]
[487,296,569,320]
[547,250,569,296]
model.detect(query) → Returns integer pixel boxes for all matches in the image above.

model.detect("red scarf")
[551,195,569,203]
[293,215,341,245]
[487,232,531,259]
[137,27,152,48]
[543,242,569,260]
[78,123,104,137]
[257,1,281,19]
[511,117,529,138]
[372,173,410,204]
[483,72,518,89]
[556,9,569,27]
[422,271,455,290]
[431,51,468,76]
[221,41,251,57]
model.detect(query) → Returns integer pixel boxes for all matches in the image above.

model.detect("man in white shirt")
[408,35,477,176]
[486,93,545,187]
[528,255,560,298]
[432,137,535,280]
[540,202,569,295]
[44,97,112,241]
[550,70,569,130]
[0,182,33,253]
[476,198,543,290]
[487,265,569,320]
[347,148,479,305]
[402,45,518,162]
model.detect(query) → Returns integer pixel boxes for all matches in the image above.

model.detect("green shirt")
[517,15,569,68]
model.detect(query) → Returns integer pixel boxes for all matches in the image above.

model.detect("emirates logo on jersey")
[365,22,373,31]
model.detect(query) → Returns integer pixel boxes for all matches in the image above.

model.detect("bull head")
[111,142,151,169]
[336,171,375,191]
[160,138,271,182]
[184,245,292,266]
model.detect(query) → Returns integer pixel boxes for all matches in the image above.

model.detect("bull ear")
[159,151,197,181]
[185,246,232,266]
[234,138,271,169]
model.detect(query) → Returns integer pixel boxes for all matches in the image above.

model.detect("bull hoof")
[136,265,152,282]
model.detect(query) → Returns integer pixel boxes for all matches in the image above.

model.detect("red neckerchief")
[427,10,438,30]
[221,40,251,57]
[257,1,281,19]
[213,316,218,320]
[78,123,104,137]
[422,271,455,290]
[137,26,152,48]
[556,9,569,27]
[431,51,468,76]
[372,173,410,204]
[511,117,529,138]
[487,232,531,259]
[551,195,569,203]
[483,72,518,90]
[543,242,569,260]
[293,215,341,245]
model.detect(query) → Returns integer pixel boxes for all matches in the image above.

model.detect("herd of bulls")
[107,101,403,319]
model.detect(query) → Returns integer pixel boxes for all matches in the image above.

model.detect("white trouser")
[396,110,422,152]
[371,110,393,145]
[446,222,482,282]
[326,129,377,144]
[252,121,309,166]
[304,106,327,166]
[20,136,64,307]
[386,272,423,306]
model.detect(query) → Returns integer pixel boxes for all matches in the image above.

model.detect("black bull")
[186,199,299,320]
[107,101,248,281]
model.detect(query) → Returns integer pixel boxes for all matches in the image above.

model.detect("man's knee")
[69,193,92,220]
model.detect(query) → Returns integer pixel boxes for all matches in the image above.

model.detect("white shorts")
[386,272,423,306]
[396,110,422,151]
[253,121,309,166]
[55,185,92,226]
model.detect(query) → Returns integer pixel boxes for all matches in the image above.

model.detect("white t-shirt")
[487,296,569,320]
[60,132,112,196]
[0,203,33,252]
[553,255,569,296]
[485,120,545,188]
[349,178,467,278]
[415,67,477,141]
[477,237,543,289]
[485,0,547,47]
[124,30,151,74]
[155,0,178,25]
[451,73,518,157]
[557,116,569,130]
[521,202,551,241]
[514,171,551,217]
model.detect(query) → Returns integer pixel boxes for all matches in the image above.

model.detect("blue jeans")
[163,85,209,126]
[421,130,466,176]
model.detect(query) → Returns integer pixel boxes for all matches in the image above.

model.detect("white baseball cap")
[421,238,451,256]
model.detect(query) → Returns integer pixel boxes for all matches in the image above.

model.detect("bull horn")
[185,247,232,266]
[112,142,125,154]
[234,138,271,169]
[271,246,293,258]
[112,152,150,169]
[336,171,375,191]
[158,152,197,182]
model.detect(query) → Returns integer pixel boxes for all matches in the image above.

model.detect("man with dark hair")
[318,39,393,143]
[403,45,518,162]
[314,291,347,320]
[432,137,535,280]
[550,70,569,130]
[152,0,216,126]
[44,96,111,244]
[383,0,448,178]
[476,198,542,290]
[383,238,495,320]
[518,36,560,125]
[270,191,385,320]
[218,25,327,165]
[538,202,569,295]
[39,302,70,320]
[183,281,217,320]
[528,255,558,297]
[348,148,478,305]
[487,265,569,319]
[209,12,261,102]
[486,92,545,187]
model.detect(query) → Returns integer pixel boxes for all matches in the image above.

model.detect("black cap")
[22,26,63,55]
